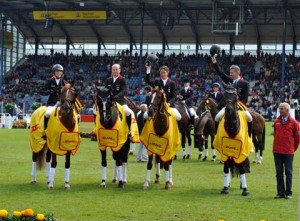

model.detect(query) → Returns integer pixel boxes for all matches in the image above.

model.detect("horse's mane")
[206,97,218,108]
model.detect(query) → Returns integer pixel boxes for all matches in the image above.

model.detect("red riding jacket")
[273,115,300,155]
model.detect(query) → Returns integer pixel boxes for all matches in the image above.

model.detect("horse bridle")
[61,89,75,113]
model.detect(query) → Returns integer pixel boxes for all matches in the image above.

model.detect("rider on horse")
[178,78,197,129]
[144,55,181,122]
[104,63,132,137]
[208,82,223,109]
[210,45,252,134]
[44,64,68,132]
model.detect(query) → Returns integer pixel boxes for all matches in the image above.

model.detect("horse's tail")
[262,124,266,150]
[36,145,47,170]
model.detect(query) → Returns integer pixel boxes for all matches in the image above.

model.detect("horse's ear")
[69,79,75,87]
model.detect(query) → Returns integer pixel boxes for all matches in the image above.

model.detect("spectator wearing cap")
[208,82,223,107]
[178,78,197,129]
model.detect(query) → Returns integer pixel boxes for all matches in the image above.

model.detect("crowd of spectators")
[1,50,299,120]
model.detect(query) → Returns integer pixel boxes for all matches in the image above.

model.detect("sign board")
[0,31,13,49]
[33,11,107,20]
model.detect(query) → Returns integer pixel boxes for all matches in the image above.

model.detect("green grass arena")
[0,122,298,221]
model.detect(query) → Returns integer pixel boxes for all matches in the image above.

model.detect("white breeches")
[122,104,131,116]
[215,107,252,122]
[189,107,198,118]
[171,108,182,121]
[45,106,56,118]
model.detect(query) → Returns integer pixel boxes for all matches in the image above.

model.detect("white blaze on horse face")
[103,101,107,118]
[151,92,156,104]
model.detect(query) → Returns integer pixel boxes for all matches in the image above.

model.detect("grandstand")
[0,0,300,121]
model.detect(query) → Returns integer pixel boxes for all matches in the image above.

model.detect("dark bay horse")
[213,86,252,196]
[174,102,193,160]
[141,88,180,190]
[194,109,216,161]
[199,96,265,164]
[94,87,131,188]
[30,84,79,189]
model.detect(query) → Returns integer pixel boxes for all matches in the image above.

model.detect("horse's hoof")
[48,182,54,189]
[31,180,36,185]
[165,181,172,190]
[112,179,117,183]
[100,181,106,188]
[183,155,186,160]
[154,179,159,184]
[143,182,149,190]
[64,182,70,189]
[174,155,177,160]
[211,155,216,161]
[202,156,207,161]
[186,154,190,159]
[242,188,250,196]
[198,155,202,160]
[123,180,127,184]
[257,160,262,164]
[252,160,257,163]
[221,187,229,194]
[129,152,134,155]
[118,181,124,188]
[169,180,173,186]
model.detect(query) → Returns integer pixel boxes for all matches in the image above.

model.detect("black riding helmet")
[145,54,159,67]
[210,44,221,56]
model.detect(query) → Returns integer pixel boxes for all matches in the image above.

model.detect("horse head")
[148,88,169,137]
[95,86,119,128]
[59,83,77,131]
[224,96,240,138]
[148,88,165,118]
[60,83,76,114]
[197,97,219,119]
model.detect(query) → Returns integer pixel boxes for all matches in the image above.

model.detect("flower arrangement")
[4,103,13,112]
[12,120,27,128]
[31,102,42,111]
[0,209,56,221]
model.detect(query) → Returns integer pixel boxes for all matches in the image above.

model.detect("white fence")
[0,113,32,129]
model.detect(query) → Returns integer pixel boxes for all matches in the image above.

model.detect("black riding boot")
[188,116,195,130]
[43,116,49,140]
[247,122,253,138]
[126,115,132,138]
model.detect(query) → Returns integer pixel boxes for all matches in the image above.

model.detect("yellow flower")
[36,213,45,221]
[218,219,225,221]
[0,209,8,217]
[22,208,34,216]
[13,211,22,217]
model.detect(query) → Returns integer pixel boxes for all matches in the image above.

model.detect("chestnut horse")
[194,109,216,161]
[94,87,131,188]
[30,84,79,189]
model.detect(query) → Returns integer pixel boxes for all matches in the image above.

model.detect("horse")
[174,101,193,160]
[94,87,131,188]
[140,88,180,190]
[213,86,252,196]
[30,84,80,189]
[199,96,265,164]
[193,109,216,161]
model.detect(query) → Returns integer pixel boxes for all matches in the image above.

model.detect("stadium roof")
[1,0,300,49]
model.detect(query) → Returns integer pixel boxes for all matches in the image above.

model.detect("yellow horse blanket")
[129,109,140,143]
[45,109,81,156]
[30,106,47,153]
[213,111,252,164]
[95,103,129,152]
[140,102,180,162]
